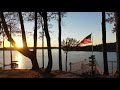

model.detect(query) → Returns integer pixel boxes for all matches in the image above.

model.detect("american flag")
[79,34,92,45]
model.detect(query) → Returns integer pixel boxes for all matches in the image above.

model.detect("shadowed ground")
[0,69,80,78]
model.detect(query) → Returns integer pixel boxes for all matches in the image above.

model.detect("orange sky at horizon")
[0,36,58,48]
[0,12,116,48]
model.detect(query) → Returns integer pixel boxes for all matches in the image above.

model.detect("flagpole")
[91,33,93,55]
[91,33,94,76]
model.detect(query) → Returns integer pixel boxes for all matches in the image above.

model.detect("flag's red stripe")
[80,39,92,45]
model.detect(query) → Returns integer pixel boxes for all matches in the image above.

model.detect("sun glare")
[16,41,23,48]
[16,54,23,68]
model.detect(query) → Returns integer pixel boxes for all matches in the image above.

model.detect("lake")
[0,49,117,72]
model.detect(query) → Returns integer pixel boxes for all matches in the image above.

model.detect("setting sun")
[16,41,23,48]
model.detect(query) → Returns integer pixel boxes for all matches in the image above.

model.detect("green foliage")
[106,12,116,33]
[61,38,80,51]
[3,12,21,33]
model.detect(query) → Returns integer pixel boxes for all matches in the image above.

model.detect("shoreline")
[0,48,116,52]
[0,47,59,50]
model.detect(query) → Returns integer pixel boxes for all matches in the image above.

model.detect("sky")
[0,12,116,47]
[61,12,115,46]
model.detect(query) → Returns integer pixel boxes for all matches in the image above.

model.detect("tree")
[0,21,5,69]
[0,12,65,73]
[0,12,40,70]
[24,12,53,72]
[106,12,115,33]
[102,12,109,75]
[115,12,120,76]
[26,12,65,72]
[39,12,66,71]
[58,12,62,71]
[33,12,37,58]
[62,38,79,71]
[62,39,69,71]
[106,12,120,76]
[45,12,66,71]
[39,12,53,73]
[41,18,45,69]
[0,15,21,69]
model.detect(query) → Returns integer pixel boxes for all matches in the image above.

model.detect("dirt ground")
[0,69,80,78]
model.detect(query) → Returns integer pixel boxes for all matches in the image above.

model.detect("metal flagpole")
[91,33,94,76]
[92,33,94,55]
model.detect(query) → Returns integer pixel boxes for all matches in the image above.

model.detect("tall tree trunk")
[102,12,109,75]
[30,12,39,70]
[0,12,39,70]
[33,12,37,57]
[42,22,44,69]
[30,54,39,70]
[115,12,120,76]
[58,12,62,71]
[18,12,28,48]
[42,12,52,73]
[19,12,39,70]
[9,25,13,68]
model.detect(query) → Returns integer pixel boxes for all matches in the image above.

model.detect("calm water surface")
[0,49,117,72]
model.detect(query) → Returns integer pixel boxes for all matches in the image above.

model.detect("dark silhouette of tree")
[25,12,66,72]
[62,38,79,71]
[0,12,39,70]
[18,12,28,48]
[33,12,37,57]
[102,12,109,75]
[0,22,5,69]
[19,12,39,70]
[106,12,120,76]
[49,12,66,71]
[39,12,66,72]
[39,12,53,73]
[24,12,51,70]
[62,39,68,71]
[40,18,45,69]
[1,12,67,73]
[106,12,115,33]
[58,12,62,71]
[115,12,120,76]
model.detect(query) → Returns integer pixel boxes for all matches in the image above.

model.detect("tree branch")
[0,12,32,58]
[0,12,17,47]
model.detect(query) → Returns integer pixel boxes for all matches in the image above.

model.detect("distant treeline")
[0,43,116,52]
[0,47,59,50]
[62,42,116,52]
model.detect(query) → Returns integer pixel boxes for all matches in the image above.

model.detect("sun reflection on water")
[16,54,23,69]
